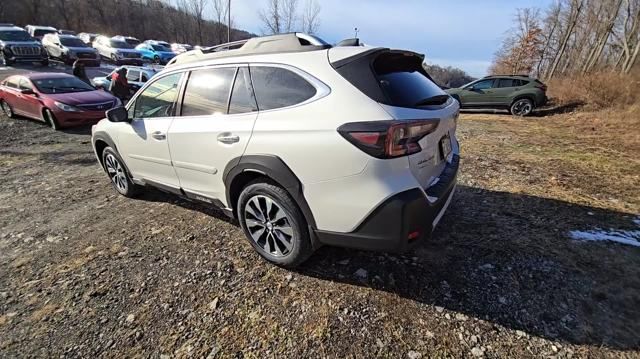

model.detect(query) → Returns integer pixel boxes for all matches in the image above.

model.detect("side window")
[250,66,317,111]
[18,78,33,90]
[181,67,235,116]
[126,70,140,82]
[228,67,258,114]
[471,79,494,90]
[131,73,182,119]
[497,79,514,88]
[5,78,19,89]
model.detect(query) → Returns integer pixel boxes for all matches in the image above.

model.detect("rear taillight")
[338,119,439,159]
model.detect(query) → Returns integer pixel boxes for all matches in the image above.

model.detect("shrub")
[547,71,640,109]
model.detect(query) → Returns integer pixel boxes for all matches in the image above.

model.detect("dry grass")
[547,71,640,109]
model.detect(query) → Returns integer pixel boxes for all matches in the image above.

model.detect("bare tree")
[187,0,209,45]
[258,0,302,34]
[301,0,321,34]
[212,0,231,44]
[259,0,282,34]
[546,0,584,79]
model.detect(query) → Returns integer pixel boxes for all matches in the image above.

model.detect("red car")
[0,73,120,130]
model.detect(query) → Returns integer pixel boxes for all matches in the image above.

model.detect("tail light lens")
[338,119,439,159]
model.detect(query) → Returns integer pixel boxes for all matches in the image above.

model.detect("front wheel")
[153,55,160,64]
[237,181,313,267]
[44,109,60,130]
[41,59,49,67]
[102,147,142,198]
[510,98,534,116]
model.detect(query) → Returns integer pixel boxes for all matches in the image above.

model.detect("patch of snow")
[570,227,640,248]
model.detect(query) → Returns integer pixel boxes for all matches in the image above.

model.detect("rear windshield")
[34,29,56,37]
[60,37,87,47]
[110,40,134,49]
[333,50,448,109]
[374,53,447,108]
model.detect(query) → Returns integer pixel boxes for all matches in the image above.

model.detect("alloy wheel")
[105,153,128,193]
[1,101,12,117]
[512,99,533,116]
[243,195,295,258]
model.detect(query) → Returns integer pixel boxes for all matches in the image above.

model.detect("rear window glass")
[497,79,514,88]
[250,67,316,111]
[373,52,447,108]
[229,67,258,114]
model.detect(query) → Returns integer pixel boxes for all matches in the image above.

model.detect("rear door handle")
[151,131,166,140]
[217,134,239,144]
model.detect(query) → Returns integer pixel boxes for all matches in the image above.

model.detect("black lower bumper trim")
[315,155,459,252]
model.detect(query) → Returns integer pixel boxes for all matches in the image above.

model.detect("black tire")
[43,108,60,130]
[41,59,49,67]
[510,98,534,116]
[111,54,119,65]
[237,180,314,267]
[1,100,15,118]
[153,55,160,64]
[101,147,142,198]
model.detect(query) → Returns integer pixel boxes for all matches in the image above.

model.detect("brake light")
[338,119,439,159]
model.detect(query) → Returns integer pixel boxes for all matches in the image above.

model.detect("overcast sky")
[228,0,553,77]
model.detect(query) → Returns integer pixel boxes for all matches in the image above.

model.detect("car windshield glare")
[33,77,95,94]
[110,40,133,49]
[0,31,33,42]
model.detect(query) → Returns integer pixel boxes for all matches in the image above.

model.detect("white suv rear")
[91,33,460,267]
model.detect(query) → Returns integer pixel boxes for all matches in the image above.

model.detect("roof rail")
[167,32,331,67]
[484,74,531,78]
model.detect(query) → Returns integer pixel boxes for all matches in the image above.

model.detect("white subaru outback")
[91,33,460,267]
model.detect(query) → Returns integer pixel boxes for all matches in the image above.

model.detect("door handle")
[217,134,240,144]
[151,131,166,140]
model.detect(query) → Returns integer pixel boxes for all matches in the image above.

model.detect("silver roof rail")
[167,33,331,67]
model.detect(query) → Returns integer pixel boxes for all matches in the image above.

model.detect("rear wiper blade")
[414,94,450,107]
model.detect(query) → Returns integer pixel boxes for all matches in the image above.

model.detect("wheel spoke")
[246,198,264,222]
[246,218,264,228]
[274,224,293,237]
[273,230,293,251]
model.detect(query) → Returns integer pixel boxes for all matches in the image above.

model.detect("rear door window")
[250,66,316,111]
[497,79,514,88]
[373,52,447,108]
[181,67,236,116]
[228,67,258,114]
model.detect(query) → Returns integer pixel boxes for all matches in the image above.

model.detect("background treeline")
[424,64,476,88]
[490,0,639,78]
[0,0,253,45]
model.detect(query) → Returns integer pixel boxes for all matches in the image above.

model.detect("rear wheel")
[153,55,160,63]
[237,181,313,267]
[102,147,142,198]
[510,98,534,116]
[1,100,15,118]
[44,109,60,130]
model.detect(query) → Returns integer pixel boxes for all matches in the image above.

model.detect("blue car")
[135,43,175,64]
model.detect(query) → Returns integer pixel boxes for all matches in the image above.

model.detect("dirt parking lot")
[1,66,639,358]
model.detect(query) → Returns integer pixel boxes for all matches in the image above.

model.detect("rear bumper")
[314,154,459,252]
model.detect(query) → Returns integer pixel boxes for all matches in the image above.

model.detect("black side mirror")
[106,106,129,123]
[20,89,36,95]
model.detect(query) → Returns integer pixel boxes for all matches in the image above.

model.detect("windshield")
[0,30,34,42]
[60,37,87,47]
[32,77,95,94]
[110,40,134,49]
[34,29,56,37]
[151,44,170,52]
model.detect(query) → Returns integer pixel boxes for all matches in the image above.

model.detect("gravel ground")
[1,65,639,358]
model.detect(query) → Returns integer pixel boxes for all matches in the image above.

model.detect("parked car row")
[1,23,194,67]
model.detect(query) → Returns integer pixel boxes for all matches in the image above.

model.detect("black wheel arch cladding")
[223,155,317,229]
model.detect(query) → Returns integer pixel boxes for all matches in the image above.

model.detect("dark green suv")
[445,75,547,116]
